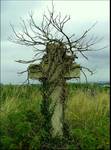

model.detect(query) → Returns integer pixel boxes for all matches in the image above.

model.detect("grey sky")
[1,0,110,84]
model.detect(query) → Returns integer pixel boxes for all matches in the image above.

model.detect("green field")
[0,83,110,150]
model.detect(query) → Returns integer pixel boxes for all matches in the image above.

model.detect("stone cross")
[28,42,80,137]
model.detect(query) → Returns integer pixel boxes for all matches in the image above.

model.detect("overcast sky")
[1,0,110,84]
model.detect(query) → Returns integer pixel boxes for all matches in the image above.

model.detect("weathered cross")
[28,41,80,137]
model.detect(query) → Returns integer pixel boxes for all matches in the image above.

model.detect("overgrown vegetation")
[0,83,110,150]
[9,1,107,139]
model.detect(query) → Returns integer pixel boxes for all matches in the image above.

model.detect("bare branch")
[17,70,28,74]
[81,69,88,83]
[15,58,40,64]
[81,66,94,75]
[73,22,97,44]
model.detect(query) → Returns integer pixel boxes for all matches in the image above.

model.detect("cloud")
[1,0,110,84]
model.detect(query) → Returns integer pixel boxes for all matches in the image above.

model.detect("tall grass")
[66,86,109,149]
[0,85,41,117]
[0,84,110,150]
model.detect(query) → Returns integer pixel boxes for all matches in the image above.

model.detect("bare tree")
[9,3,106,144]
[9,4,105,69]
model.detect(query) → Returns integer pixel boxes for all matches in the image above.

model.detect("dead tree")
[9,4,106,139]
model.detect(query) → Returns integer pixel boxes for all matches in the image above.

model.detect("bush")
[0,109,43,150]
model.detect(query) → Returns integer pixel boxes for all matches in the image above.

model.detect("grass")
[0,83,110,150]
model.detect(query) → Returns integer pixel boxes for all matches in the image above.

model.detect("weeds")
[0,84,110,150]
